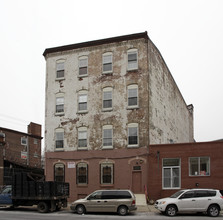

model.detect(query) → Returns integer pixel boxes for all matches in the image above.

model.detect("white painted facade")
[44,32,194,153]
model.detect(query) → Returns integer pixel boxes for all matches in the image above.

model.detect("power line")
[0,113,29,124]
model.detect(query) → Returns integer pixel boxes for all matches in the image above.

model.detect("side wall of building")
[148,40,194,144]
[0,124,42,169]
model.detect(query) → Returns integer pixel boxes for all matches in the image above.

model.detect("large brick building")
[43,32,194,201]
[0,122,43,186]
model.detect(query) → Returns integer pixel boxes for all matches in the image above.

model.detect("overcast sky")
[0,0,222,144]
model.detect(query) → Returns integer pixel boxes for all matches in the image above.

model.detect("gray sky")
[0,0,222,143]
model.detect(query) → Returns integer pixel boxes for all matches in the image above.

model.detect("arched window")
[78,127,87,149]
[102,125,113,149]
[128,123,138,147]
[55,93,64,114]
[76,162,88,184]
[102,52,113,73]
[54,163,65,182]
[102,87,113,110]
[56,59,65,79]
[78,90,88,113]
[100,162,114,185]
[55,128,64,149]
[127,84,138,108]
[127,49,138,70]
[79,56,88,76]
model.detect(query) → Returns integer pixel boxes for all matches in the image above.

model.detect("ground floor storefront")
[45,141,223,202]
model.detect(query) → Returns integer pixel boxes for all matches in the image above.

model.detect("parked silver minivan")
[70,189,137,216]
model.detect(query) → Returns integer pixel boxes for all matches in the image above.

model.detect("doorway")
[132,171,142,193]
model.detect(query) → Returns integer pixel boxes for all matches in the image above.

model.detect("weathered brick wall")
[45,147,148,202]
[148,141,223,201]
[1,126,42,169]
[148,40,194,144]
[45,38,150,152]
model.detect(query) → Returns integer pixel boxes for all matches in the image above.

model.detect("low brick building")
[148,140,223,201]
[0,122,43,186]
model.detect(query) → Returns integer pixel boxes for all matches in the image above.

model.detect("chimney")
[28,122,41,137]
[187,104,194,114]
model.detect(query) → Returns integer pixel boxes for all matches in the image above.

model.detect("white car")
[155,189,223,217]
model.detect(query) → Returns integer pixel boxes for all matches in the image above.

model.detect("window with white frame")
[55,128,64,149]
[128,123,138,147]
[103,53,112,73]
[56,93,64,114]
[21,137,27,145]
[54,163,65,182]
[78,91,88,112]
[189,157,210,176]
[127,49,138,70]
[56,60,65,79]
[163,158,180,189]
[76,162,88,184]
[103,125,113,148]
[78,127,87,148]
[79,56,88,76]
[128,85,138,108]
[100,163,114,185]
[103,87,112,110]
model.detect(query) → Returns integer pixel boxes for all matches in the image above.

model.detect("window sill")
[189,175,210,177]
[162,187,181,190]
[77,147,88,151]
[77,184,88,187]
[55,112,65,116]
[102,71,113,75]
[55,148,64,152]
[78,74,88,78]
[127,145,139,148]
[127,106,139,110]
[55,77,65,81]
[100,184,114,188]
[102,108,113,112]
[102,146,113,150]
[77,110,88,114]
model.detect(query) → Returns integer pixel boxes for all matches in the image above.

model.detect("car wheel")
[165,205,177,216]
[118,205,128,216]
[37,202,49,213]
[207,205,220,217]
[76,205,86,215]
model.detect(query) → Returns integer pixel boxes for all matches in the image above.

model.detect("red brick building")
[0,122,43,186]
[45,147,148,201]
[148,141,223,202]
[45,140,223,202]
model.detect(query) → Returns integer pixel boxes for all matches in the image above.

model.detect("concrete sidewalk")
[136,205,158,213]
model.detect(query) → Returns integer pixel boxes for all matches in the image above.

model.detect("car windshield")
[170,190,185,198]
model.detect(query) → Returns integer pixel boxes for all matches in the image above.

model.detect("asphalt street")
[1,206,223,220]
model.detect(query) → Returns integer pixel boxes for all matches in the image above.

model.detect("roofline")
[0,127,43,139]
[43,31,148,57]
